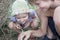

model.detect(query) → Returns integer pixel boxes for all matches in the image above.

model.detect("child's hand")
[18,30,33,40]
[24,21,30,29]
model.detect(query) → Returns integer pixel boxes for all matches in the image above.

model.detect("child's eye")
[35,3,39,6]
[17,17,21,19]
[22,16,26,18]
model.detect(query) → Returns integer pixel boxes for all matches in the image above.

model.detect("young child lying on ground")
[8,0,40,40]
[8,0,39,34]
[8,9,39,33]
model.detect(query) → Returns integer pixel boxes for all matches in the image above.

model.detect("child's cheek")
[24,15,28,21]
[16,19,21,22]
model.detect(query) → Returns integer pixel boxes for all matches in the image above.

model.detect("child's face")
[33,0,52,11]
[16,13,28,24]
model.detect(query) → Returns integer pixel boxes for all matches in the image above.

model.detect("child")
[8,9,39,33]
[8,0,39,34]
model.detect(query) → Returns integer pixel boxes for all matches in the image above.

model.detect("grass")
[0,21,18,40]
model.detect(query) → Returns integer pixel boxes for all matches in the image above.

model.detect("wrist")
[30,30,35,37]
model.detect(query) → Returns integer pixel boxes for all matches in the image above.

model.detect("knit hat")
[11,0,31,16]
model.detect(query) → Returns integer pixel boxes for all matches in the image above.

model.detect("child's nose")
[40,6,46,9]
[21,19,26,22]
[21,19,24,22]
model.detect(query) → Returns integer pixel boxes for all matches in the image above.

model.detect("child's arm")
[8,21,22,33]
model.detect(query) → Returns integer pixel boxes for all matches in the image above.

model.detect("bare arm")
[32,15,48,37]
